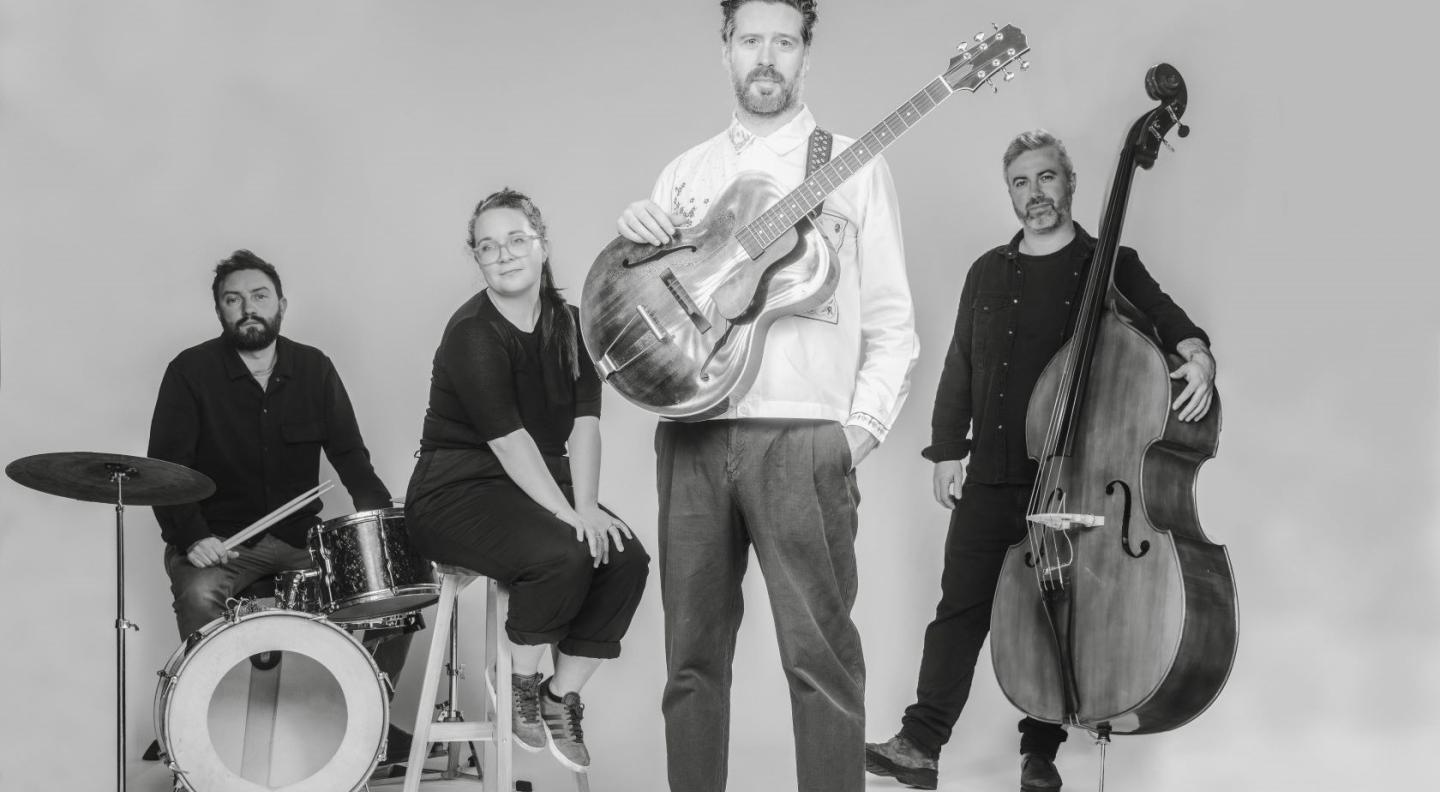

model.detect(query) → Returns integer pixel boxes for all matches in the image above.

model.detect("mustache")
[1026,197,1056,211]
[746,65,785,85]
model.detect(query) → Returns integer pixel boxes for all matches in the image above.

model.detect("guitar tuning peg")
[1020,60,1031,70]
[957,41,969,51]
[1004,70,1016,82]
[975,32,986,41]
[1177,123,1191,138]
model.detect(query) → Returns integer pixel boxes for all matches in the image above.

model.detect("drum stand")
[438,601,484,780]
[110,464,141,792]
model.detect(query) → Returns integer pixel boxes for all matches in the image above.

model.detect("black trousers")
[406,449,649,659]
[899,482,1067,760]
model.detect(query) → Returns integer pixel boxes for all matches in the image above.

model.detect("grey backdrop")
[2,1,1436,790]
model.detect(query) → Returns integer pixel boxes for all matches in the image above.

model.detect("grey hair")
[1002,129,1075,183]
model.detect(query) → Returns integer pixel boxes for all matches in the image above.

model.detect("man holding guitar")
[615,2,917,790]
[865,130,1216,791]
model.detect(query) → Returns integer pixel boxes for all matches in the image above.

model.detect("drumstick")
[222,480,335,550]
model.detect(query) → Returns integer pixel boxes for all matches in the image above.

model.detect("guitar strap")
[806,127,833,220]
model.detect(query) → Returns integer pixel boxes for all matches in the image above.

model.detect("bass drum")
[154,608,387,792]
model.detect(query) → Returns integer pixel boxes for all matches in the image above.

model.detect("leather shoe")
[865,733,938,790]
[1020,753,1062,792]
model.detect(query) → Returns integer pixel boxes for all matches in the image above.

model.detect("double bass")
[989,64,1237,749]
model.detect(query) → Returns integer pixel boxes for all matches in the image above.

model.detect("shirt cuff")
[921,439,971,463]
[846,412,890,443]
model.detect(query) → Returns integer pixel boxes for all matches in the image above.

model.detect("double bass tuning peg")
[1166,107,1191,138]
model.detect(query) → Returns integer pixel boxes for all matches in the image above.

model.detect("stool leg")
[488,580,513,792]
[403,574,460,792]
[489,578,512,792]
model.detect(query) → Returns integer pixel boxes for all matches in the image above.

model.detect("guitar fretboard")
[734,77,952,258]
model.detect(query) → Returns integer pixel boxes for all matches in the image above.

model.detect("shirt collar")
[726,105,816,156]
[1005,222,1096,260]
[218,334,290,382]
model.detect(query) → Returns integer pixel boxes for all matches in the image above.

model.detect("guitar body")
[579,24,1030,419]
[581,171,836,420]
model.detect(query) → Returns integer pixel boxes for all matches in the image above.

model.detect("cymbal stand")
[109,463,140,792]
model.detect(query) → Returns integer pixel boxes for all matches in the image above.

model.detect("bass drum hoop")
[154,609,387,792]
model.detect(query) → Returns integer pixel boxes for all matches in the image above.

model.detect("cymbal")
[5,451,215,506]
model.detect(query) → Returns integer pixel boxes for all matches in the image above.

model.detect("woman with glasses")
[404,187,649,772]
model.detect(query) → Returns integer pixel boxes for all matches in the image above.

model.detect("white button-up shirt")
[649,106,919,441]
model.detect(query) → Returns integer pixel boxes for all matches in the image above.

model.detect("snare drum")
[154,608,387,792]
[309,507,439,622]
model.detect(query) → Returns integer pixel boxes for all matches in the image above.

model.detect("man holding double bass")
[614,2,918,790]
[865,130,1217,792]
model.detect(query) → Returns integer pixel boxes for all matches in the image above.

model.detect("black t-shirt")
[419,290,601,467]
[1002,240,1089,477]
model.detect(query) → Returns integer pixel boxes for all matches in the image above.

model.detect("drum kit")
[6,452,441,792]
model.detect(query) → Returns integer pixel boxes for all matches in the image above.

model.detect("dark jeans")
[899,482,1067,760]
[406,448,649,659]
[656,420,864,792]
[163,535,413,692]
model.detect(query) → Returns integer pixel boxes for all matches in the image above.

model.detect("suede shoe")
[1020,753,1062,792]
[540,680,590,771]
[510,672,547,753]
[865,733,938,790]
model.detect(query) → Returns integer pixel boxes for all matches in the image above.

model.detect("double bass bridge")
[1027,512,1105,531]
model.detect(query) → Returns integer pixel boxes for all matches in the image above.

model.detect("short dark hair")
[211,249,283,305]
[720,0,817,46]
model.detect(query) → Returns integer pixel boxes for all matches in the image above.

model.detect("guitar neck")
[735,76,953,257]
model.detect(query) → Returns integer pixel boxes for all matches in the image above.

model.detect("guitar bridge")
[661,269,713,333]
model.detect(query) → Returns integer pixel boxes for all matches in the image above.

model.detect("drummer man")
[146,249,415,764]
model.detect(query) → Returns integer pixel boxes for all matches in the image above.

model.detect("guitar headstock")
[943,24,1030,93]
[1132,63,1189,170]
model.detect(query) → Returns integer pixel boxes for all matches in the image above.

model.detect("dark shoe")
[540,680,590,771]
[510,671,547,752]
[865,733,938,790]
[1020,753,1062,792]
[383,723,413,764]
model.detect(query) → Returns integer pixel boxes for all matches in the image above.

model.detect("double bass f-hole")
[1105,479,1149,559]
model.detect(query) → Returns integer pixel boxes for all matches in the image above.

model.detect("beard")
[223,313,282,351]
[733,64,801,116]
[1017,193,1072,232]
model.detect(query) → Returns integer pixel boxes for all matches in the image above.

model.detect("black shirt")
[147,335,392,549]
[924,224,1210,484]
[417,290,601,472]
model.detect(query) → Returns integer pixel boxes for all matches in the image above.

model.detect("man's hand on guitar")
[617,199,683,246]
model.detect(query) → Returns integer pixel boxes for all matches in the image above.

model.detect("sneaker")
[865,733,938,790]
[510,672,547,753]
[539,679,590,771]
[1020,753,1062,792]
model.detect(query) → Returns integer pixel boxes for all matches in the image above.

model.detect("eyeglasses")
[472,234,543,266]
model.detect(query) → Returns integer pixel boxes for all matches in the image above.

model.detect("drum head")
[156,609,387,792]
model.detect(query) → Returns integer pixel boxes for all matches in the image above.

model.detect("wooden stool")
[403,565,591,792]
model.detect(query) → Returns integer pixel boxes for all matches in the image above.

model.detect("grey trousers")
[656,419,864,792]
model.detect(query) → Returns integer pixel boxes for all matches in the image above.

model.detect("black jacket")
[923,224,1209,483]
